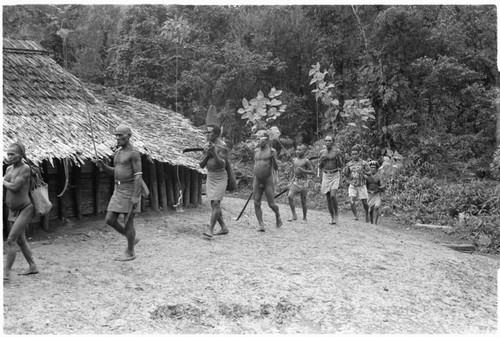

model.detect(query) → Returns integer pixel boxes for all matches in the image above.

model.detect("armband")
[134,172,143,176]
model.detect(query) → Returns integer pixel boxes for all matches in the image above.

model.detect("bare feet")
[18,266,39,276]
[115,253,136,262]
[202,232,213,239]
[257,227,266,232]
[276,218,283,228]
[214,230,229,235]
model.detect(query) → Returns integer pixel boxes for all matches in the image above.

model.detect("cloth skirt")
[368,192,382,208]
[321,171,340,194]
[206,169,228,201]
[108,181,141,213]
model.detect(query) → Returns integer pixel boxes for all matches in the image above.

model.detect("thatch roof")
[3,39,206,172]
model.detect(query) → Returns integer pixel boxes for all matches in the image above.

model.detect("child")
[366,160,384,225]
[287,144,315,221]
[343,145,371,222]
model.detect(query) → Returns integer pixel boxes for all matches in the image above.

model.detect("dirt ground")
[3,196,499,334]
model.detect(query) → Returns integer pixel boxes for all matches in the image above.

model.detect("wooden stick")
[414,223,453,230]
[79,80,99,160]
[182,148,204,153]
[236,192,253,221]
[274,187,289,199]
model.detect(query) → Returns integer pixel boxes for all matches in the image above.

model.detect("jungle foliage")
[3,4,499,250]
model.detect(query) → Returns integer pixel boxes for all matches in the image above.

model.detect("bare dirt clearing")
[3,197,499,334]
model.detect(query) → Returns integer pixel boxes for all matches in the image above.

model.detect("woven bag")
[29,167,52,216]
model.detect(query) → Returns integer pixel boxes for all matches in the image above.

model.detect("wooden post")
[56,159,69,221]
[165,163,174,209]
[198,172,203,205]
[41,161,50,230]
[148,159,159,212]
[189,169,198,206]
[93,162,101,215]
[183,167,191,207]
[141,156,149,212]
[72,164,83,220]
[157,161,167,210]
[173,166,180,207]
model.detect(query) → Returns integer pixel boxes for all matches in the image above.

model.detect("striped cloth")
[368,192,382,208]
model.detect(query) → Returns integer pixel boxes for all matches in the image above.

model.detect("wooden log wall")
[2,157,204,234]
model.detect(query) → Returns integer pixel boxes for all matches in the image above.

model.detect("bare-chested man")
[3,142,39,281]
[97,125,141,261]
[199,124,229,238]
[319,135,344,225]
[287,144,315,221]
[253,131,283,232]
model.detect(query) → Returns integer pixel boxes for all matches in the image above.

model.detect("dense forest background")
[3,4,500,251]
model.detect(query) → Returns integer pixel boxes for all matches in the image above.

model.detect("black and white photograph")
[2,2,499,334]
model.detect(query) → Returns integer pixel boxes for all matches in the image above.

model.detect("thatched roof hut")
[3,39,208,231]
[3,38,205,171]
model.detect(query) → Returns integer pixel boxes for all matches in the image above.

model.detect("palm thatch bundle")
[3,39,206,172]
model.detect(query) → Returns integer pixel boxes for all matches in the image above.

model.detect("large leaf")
[270,99,282,106]
[242,98,249,108]
[268,87,282,98]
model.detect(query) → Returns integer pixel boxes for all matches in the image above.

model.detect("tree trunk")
[496,98,500,149]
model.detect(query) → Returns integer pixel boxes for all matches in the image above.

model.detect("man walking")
[199,123,230,238]
[253,131,283,232]
[97,125,142,261]
[3,142,39,281]
[319,135,343,224]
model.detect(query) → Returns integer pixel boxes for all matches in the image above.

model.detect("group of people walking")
[202,129,385,240]
[3,124,384,282]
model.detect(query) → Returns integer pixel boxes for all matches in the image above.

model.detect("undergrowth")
[231,150,500,254]
[385,165,500,253]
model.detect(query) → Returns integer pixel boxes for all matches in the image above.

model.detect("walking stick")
[236,191,253,221]
[124,202,135,224]
[79,80,99,160]
[274,187,289,199]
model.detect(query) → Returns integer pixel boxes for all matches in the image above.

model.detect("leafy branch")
[309,62,375,134]
[237,87,287,140]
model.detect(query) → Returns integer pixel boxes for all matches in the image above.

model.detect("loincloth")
[108,181,141,214]
[206,169,228,201]
[368,192,382,208]
[321,171,340,194]
[291,177,309,191]
[8,203,34,222]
